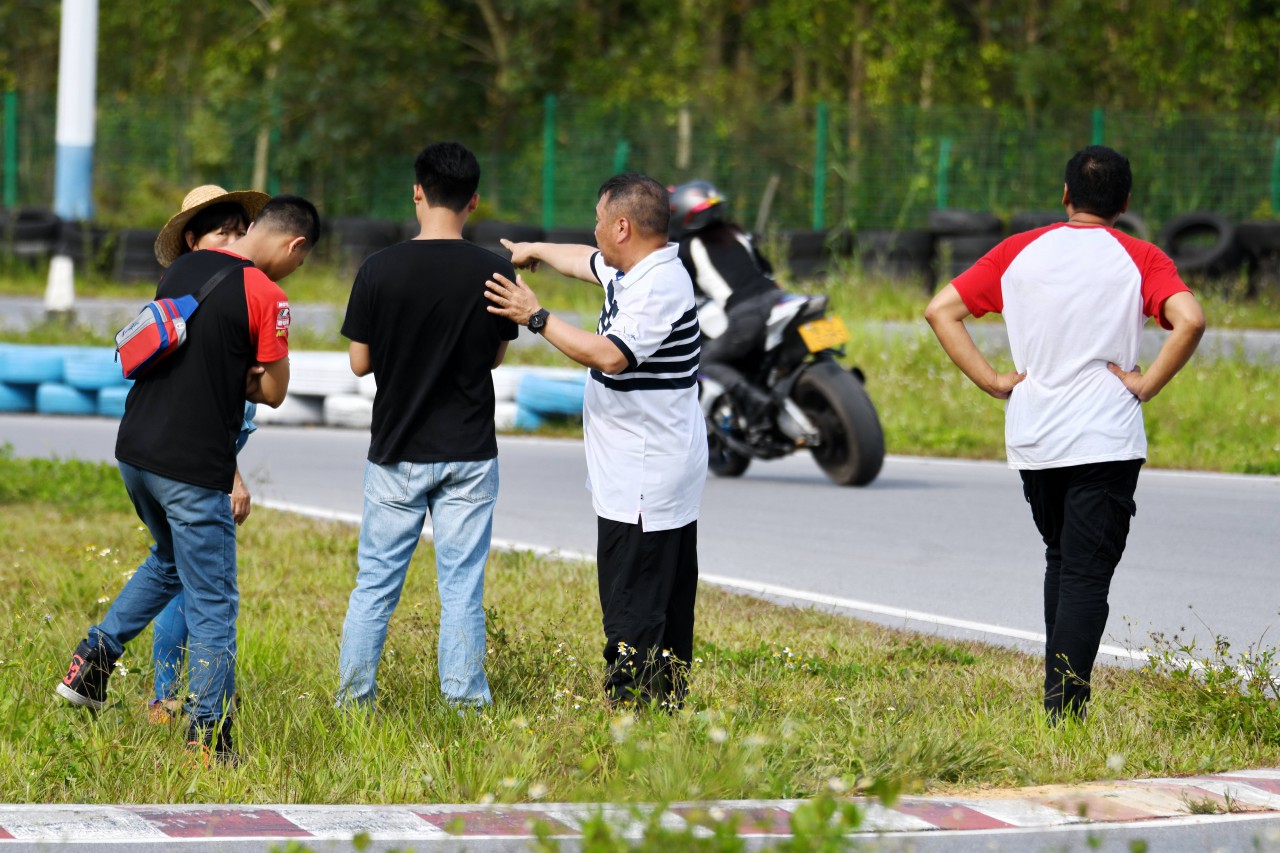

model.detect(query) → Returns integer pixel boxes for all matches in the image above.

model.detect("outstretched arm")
[1108,291,1205,402]
[500,238,599,285]
[925,284,1026,399]
[485,272,628,373]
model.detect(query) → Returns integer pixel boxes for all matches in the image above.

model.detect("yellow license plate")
[797,316,849,352]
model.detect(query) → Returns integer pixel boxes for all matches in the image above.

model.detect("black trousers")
[699,290,780,391]
[596,517,698,706]
[1021,459,1143,720]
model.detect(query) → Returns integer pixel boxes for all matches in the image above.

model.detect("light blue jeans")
[94,461,237,726]
[337,458,498,709]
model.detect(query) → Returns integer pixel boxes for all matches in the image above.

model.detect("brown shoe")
[147,699,181,725]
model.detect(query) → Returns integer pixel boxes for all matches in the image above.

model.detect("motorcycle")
[699,293,884,486]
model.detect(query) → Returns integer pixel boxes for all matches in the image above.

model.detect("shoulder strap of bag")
[194,259,253,304]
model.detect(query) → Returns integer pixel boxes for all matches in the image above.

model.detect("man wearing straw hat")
[56,192,321,765]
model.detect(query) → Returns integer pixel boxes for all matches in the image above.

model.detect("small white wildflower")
[98,548,111,557]
[528,782,548,800]
[97,597,110,604]
[1106,753,1125,773]
[501,777,519,789]
[479,793,495,805]
[661,649,670,658]
[694,657,703,664]
[116,667,129,677]
[709,807,727,821]
[887,706,896,712]
[573,703,580,710]
[833,696,846,703]
[708,726,728,744]
[827,777,848,794]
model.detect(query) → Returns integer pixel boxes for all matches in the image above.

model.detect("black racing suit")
[676,223,783,409]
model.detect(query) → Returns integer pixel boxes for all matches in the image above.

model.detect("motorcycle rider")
[670,180,781,431]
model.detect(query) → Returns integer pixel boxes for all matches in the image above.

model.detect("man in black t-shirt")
[56,195,321,763]
[336,142,518,710]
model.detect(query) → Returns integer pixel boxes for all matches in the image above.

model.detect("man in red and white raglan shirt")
[57,195,320,764]
[925,146,1205,722]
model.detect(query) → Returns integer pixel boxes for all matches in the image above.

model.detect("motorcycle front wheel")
[793,360,885,486]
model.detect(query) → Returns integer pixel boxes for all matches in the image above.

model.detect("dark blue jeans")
[1020,459,1143,720]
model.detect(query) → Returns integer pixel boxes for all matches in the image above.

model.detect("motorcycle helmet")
[669,180,726,233]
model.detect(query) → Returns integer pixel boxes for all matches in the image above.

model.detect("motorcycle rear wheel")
[793,361,885,486]
[707,423,751,477]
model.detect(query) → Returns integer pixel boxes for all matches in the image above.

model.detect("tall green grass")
[3,451,1278,804]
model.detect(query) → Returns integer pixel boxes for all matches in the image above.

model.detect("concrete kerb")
[3,771,1280,850]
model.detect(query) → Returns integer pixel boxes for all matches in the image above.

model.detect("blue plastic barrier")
[514,405,547,431]
[97,385,131,419]
[63,347,128,390]
[35,382,97,416]
[0,381,37,412]
[516,372,586,416]
[0,345,67,384]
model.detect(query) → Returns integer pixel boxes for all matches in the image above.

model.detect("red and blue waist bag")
[115,260,249,380]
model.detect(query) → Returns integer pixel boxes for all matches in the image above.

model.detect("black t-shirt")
[116,248,290,492]
[341,239,518,463]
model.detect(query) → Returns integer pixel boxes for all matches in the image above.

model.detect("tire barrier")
[0,381,37,413]
[35,382,96,416]
[544,227,597,246]
[935,233,1003,282]
[780,229,843,279]
[491,366,530,403]
[356,372,377,400]
[1114,212,1151,242]
[1236,220,1280,296]
[1009,210,1067,233]
[97,385,130,419]
[515,371,586,418]
[471,221,545,258]
[514,406,547,431]
[288,351,360,396]
[856,229,934,288]
[57,220,112,276]
[63,348,130,390]
[323,217,403,274]
[322,393,373,429]
[0,345,68,384]
[494,400,519,431]
[114,228,164,283]
[7,208,60,266]
[927,209,1003,237]
[1159,212,1244,279]
[252,394,325,426]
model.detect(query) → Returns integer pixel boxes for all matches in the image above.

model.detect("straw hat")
[154,185,271,267]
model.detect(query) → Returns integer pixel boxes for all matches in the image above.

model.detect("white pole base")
[44,254,77,315]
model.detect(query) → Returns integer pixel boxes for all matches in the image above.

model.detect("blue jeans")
[150,403,255,704]
[92,461,237,725]
[152,592,186,701]
[337,458,498,708]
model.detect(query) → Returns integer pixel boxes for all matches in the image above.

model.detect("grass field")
[3,451,1278,806]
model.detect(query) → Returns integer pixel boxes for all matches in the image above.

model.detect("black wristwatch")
[527,308,550,335]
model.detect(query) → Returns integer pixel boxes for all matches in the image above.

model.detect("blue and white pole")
[45,0,99,315]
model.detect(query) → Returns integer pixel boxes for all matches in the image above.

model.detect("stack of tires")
[513,369,586,431]
[856,229,934,290]
[930,210,1003,283]
[4,208,60,267]
[114,228,164,283]
[323,218,402,276]
[0,345,132,417]
[1237,221,1280,297]
[470,221,544,258]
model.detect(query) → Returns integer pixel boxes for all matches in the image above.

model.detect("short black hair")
[183,202,250,247]
[256,194,321,248]
[598,173,669,238]
[1064,145,1132,219]
[414,142,481,212]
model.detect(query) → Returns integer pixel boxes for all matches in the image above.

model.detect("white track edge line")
[258,498,1149,664]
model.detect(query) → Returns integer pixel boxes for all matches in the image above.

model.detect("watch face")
[530,310,548,332]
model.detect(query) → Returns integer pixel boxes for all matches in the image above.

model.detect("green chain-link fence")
[3,91,1278,233]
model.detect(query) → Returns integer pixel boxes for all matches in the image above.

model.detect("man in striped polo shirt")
[486,173,707,708]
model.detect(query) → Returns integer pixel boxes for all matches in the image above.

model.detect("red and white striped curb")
[1,770,1278,844]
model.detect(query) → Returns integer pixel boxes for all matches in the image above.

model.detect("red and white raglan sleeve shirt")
[244,268,290,363]
[951,223,1189,469]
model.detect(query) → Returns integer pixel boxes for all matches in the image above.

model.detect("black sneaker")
[187,718,239,767]
[55,639,114,710]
